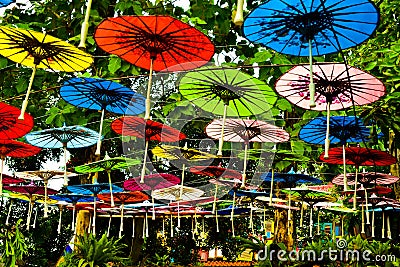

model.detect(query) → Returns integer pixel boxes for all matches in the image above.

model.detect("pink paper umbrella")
[206,118,289,187]
[275,63,385,157]
[4,182,58,230]
[112,116,186,183]
[332,172,399,186]
[124,173,180,220]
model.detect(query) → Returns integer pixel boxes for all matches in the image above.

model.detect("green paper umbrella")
[179,66,277,156]
[75,153,141,206]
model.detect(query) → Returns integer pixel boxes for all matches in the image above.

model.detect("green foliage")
[59,233,127,267]
[0,219,28,267]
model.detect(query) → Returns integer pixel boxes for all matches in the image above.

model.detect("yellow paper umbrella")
[0,26,93,119]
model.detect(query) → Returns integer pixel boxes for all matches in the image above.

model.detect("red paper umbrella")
[98,191,150,237]
[332,172,399,186]
[0,102,34,140]
[124,173,180,220]
[189,165,242,180]
[276,63,385,156]
[321,146,396,210]
[0,139,41,194]
[112,116,186,182]
[94,15,215,120]
[2,173,23,184]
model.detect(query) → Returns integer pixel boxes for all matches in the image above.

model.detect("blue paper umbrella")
[25,124,99,186]
[243,0,379,107]
[67,183,123,235]
[50,193,97,231]
[60,77,146,155]
[0,0,15,8]
[299,116,375,145]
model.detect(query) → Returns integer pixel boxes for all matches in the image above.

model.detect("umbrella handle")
[120,203,124,237]
[152,195,156,220]
[140,141,149,183]
[32,207,38,229]
[353,167,358,210]
[44,180,48,218]
[233,0,244,26]
[108,215,112,238]
[170,213,174,237]
[144,59,154,120]
[132,217,135,238]
[387,215,391,239]
[213,184,218,213]
[93,196,96,235]
[300,201,304,227]
[72,205,76,231]
[371,210,375,238]
[323,102,331,159]
[63,145,69,186]
[0,158,3,196]
[78,0,93,49]
[26,201,33,231]
[382,211,385,238]
[361,201,365,234]
[342,145,348,191]
[365,189,370,224]
[241,143,248,188]
[107,171,115,207]
[309,206,313,237]
[57,206,63,234]
[269,169,274,205]
[308,40,316,108]
[216,208,219,232]
[231,191,235,237]
[95,109,105,156]
[19,65,37,120]
[217,104,228,156]
[5,200,13,226]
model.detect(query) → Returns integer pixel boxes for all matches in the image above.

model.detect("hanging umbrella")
[94,15,215,120]
[332,172,399,186]
[276,63,385,157]
[5,182,58,230]
[0,102,34,140]
[243,0,379,106]
[15,169,78,218]
[60,77,146,155]
[50,193,95,231]
[300,115,380,190]
[67,183,123,235]
[321,146,397,210]
[124,172,180,219]
[179,66,277,155]
[152,144,217,200]
[74,153,141,206]
[206,118,289,185]
[125,200,164,237]
[0,26,93,119]
[111,116,186,182]
[25,124,99,186]
[77,0,93,49]
[0,139,41,194]
[2,173,24,185]
[98,191,149,237]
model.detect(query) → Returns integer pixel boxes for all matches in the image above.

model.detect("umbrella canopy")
[0,0,14,7]
[4,183,58,196]
[0,139,41,194]
[94,15,215,119]
[60,77,146,155]
[111,116,186,181]
[98,191,149,204]
[124,173,181,192]
[152,185,204,202]
[25,124,99,186]
[261,170,321,185]
[0,26,93,119]
[189,165,242,180]
[332,172,399,186]
[276,63,385,156]
[152,144,217,163]
[74,153,141,206]
[243,0,379,57]
[0,102,34,140]
[299,116,377,145]
[206,118,289,185]
[179,66,277,155]
[2,173,23,184]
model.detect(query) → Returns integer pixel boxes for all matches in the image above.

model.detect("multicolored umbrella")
[0,139,41,194]
[111,116,186,182]
[25,124,99,186]
[98,191,149,237]
[67,183,123,235]
[179,66,277,155]
[5,182,58,230]
[243,0,379,106]
[60,77,146,155]
[15,169,78,218]
[0,26,93,119]
[276,63,385,156]
[74,153,141,206]
[0,102,34,140]
[94,15,215,119]
[124,173,180,219]
[321,146,397,210]
[206,118,289,186]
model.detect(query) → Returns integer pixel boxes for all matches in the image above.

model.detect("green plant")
[59,233,127,267]
[0,219,28,267]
